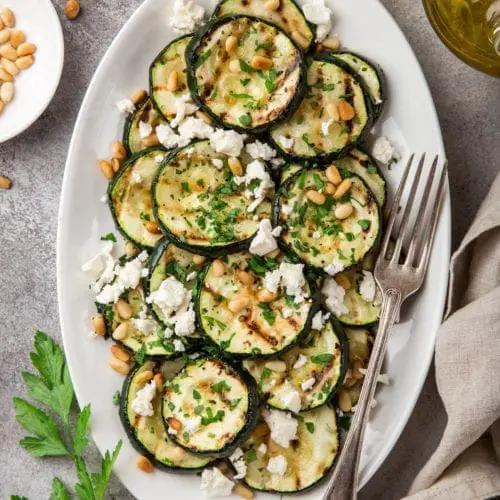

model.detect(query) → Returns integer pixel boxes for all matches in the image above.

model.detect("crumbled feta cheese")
[249,219,278,256]
[87,330,98,340]
[81,241,115,292]
[280,263,307,303]
[187,271,198,282]
[100,194,108,203]
[200,468,234,498]
[169,0,205,35]
[312,230,321,239]
[275,382,301,413]
[359,270,376,302]
[174,304,196,337]
[164,328,174,339]
[131,380,156,416]
[321,119,333,136]
[168,427,178,435]
[302,0,333,42]
[293,354,307,369]
[282,307,294,319]
[173,338,186,352]
[281,203,293,216]
[242,160,274,213]
[177,116,213,142]
[301,377,316,392]
[279,136,294,150]
[170,93,198,128]
[155,154,165,164]
[131,317,158,335]
[229,448,247,479]
[138,120,153,139]
[156,123,182,149]
[311,310,330,330]
[264,269,281,293]
[146,276,189,316]
[209,129,246,157]
[211,158,224,170]
[324,260,345,276]
[116,98,135,114]
[131,171,143,184]
[270,157,285,168]
[267,455,288,476]
[322,277,349,317]
[245,140,276,161]
[233,175,245,185]
[358,368,390,385]
[262,409,298,448]
[257,443,267,455]
[182,415,201,433]
[271,226,282,238]
[372,136,400,165]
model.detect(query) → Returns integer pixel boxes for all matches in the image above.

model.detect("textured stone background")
[0,0,498,499]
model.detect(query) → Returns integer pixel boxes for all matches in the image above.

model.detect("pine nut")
[0,81,14,103]
[99,160,114,180]
[305,190,326,205]
[0,100,4,115]
[326,164,342,185]
[195,110,212,124]
[108,158,119,173]
[218,462,230,474]
[257,289,276,303]
[236,269,255,286]
[0,43,17,61]
[229,60,241,73]
[2,57,19,76]
[322,34,341,50]
[264,360,287,372]
[334,273,351,290]
[10,30,24,49]
[234,483,254,499]
[92,315,106,336]
[250,55,273,70]
[193,254,206,265]
[0,174,12,189]
[135,370,154,385]
[166,71,179,92]
[124,241,137,257]
[112,140,127,160]
[338,99,355,121]
[110,344,131,362]
[212,259,225,277]
[131,89,147,105]
[136,455,154,473]
[112,322,129,340]
[264,0,280,10]
[154,373,164,391]
[268,439,282,453]
[168,417,182,431]
[334,203,353,220]
[109,357,130,375]
[325,182,336,195]
[333,179,353,199]
[15,55,34,70]
[326,103,340,121]
[338,389,352,412]
[0,29,10,45]
[0,68,13,82]
[116,299,133,320]
[228,157,243,176]
[0,8,15,28]
[17,42,36,57]
[253,423,270,438]
[141,134,160,147]
[145,220,161,234]
[291,30,308,48]
[225,35,238,53]
[64,0,81,20]
[228,295,250,313]
[0,19,4,30]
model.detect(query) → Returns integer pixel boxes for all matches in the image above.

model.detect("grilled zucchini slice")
[243,315,348,412]
[274,168,381,272]
[186,16,305,133]
[123,98,167,155]
[197,251,317,357]
[150,35,193,122]
[270,55,372,162]
[214,0,314,50]
[241,405,339,493]
[121,359,215,471]
[162,358,259,457]
[152,140,274,256]
[280,163,302,184]
[109,148,165,249]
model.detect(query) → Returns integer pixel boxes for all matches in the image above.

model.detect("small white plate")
[0,0,64,143]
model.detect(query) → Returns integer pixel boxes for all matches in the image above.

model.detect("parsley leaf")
[194,49,212,68]
[305,422,315,434]
[258,303,276,325]
[239,59,254,73]
[50,478,70,500]
[238,113,252,127]
[311,353,334,364]
[211,380,231,393]
[134,344,147,365]
[358,219,371,231]
[112,390,121,406]
[100,233,116,242]
[73,404,91,456]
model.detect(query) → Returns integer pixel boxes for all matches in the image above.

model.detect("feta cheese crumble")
[241,160,275,212]
[131,171,143,184]
[322,277,349,317]
[245,140,276,161]
[155,154,165,164]
[372,136,400,165]
[279,136,294,150]
[209,129,246,157]
[169,0,205,35]
[267,455,288,476]
[263,262,308,303]
[173,338,186,352]
[302,0,333,42]
[116,98,135,114]
[177,116,213,142]
[81,241,115,293]
[131,380,156,417]
[211,158,224,170]
[156,123,183,149]
[229,448,247,479]
[170,93,198,128]
[275,381,301,413]
[293,354,308,369]
[262,409,298,448]
[138,120,153,139]
[324,260,345,276]
[321,119,333,136]
[359,270,376,302]
[301,377,316,392]
[311,310,330,331]
[200,467,234,498]
[249,219,278,256]
[257,443,267,455]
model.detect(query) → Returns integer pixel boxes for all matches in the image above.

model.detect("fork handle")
[323,288,402,500]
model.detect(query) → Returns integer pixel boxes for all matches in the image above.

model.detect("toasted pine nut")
[10,30,25,49]
[92,315,106,336]
[229,59,241,73]
[124,241,137,257]
[64,0,81,20]
[2,57,18,76]
[326,103,340,121]
[193,254,206,265]
[166,71,179,92]
[112,140,127,160]
[145,220,161,234]
[334,273,351,290]
[234,483,254,499]
[334,203,353,220]
[154,373,164,391]
[116,299,133,320]
[325,182,336,195]
[218,462,230,474]
[0,43,17,61]
[326,164,342,185]
[305,190,326,205]
[0,19,3,30]
[17,42,36,57]
[15,55,34,70]
[0,68,13,82]
[109,157,120,173]
[135,370,154,385]
[338,389,352,412]
[195,110,212,124]
[253,422,270,438]
[250,55,273,70]
[112,322,129,341]
[109,357,130,375]
[212,259,225,277]
[257,289,276,303]
[236,269,255,286]
[0,174,12,189]
[131,89,147,105]
[0,81,14,103]
[228,295,250,313]
[111,344,131,362]
[136,455,154,473]
[264,360,287,372]
[99,160,114,180]
[0,29,10,45]
[322,34,341,50]
[0,100,4,115]
[264,0,280,10]
[225,35,238,53]
[291,30,309,48]
[0,8,15,28]
[268,439,282,453]
[141,134,160,147]
[228,157,243,176]
[333,179,353,199]
[338,99,355,121]
[168,418,182,431]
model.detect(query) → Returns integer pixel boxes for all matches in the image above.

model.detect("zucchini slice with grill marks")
[123,97,167,155]
[241,405,339,493]
[152,140,274,256]
[121,359,215,471]
[270,54,372,162]
[150,35,193,122]
[280,163,302,184]
[243,315,348,412]
[197,251,318,357]
[274,168,381,272]
[213,0,314,50]
[162,358,259,457]
[109,148,166,249]
[186,16,305,133]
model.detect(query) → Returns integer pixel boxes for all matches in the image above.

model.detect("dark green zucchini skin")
[328,316,350,400]
[185,15,307,135]
[123,95,149,155]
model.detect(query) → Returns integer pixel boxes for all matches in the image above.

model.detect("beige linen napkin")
[403,171,500,499]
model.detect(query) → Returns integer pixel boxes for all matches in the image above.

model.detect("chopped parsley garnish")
[246,446,258,462]
[133,344,147,365]
[311,353,334,364]
[230,91,253,99]
[165,260,187,283]
[312,173,325,191]
[183,431,190,442]
[205,316,227,331]
[358,219,371,231]
[238,113,252,127]
[168,402,175,411]
[201,408,225,425]
[229,398,242,410]
[181,182,191,193]
[248,255,279,276]
[264,69,278,93]
[258,303,276,325]
[194,49,212,68]
[112,390,120,406]
[367,165,378,174]
[100,232,116,242]
[139,212,150,222]
[260,367,272,387]
[305,422,315,434]
[240,78,250,87]
[344,232,355,241]
[193,389,201,400]
[239,59,254,73]
[211,380,231,393]
[255,40,274,51]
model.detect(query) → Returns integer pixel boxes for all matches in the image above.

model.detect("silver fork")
[322,154,448,500]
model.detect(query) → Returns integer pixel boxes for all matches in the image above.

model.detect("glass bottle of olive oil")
[423,0,500,77]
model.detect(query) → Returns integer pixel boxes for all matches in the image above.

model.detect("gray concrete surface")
[0,0,498,498]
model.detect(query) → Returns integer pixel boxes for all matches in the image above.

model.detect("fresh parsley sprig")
[12,331,122,499]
